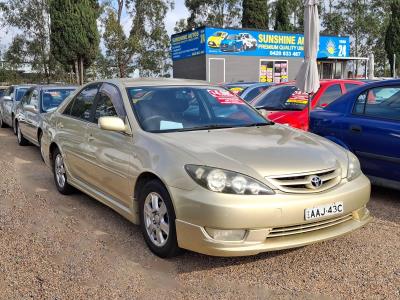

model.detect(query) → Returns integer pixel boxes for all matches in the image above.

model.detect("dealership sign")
[171,27,350,61]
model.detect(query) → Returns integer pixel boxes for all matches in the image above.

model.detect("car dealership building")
[171,26,367,84]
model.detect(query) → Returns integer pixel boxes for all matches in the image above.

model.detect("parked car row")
[224,79,399,190]
[0,78,373,259]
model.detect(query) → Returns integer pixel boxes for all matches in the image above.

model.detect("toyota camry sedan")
[15,85,77,150]
[40,78,372,258]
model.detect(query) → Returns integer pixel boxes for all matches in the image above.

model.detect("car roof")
[278,79,365,87]
[100,78,212,88]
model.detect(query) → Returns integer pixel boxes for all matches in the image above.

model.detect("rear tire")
[16,122,29,146]
[52,147,74,195]
[139,180,181,258]
[0,116,5,128]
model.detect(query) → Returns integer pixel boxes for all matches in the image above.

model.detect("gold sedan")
[41,79,372,258]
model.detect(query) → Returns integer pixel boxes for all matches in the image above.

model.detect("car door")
[343,85,400,181]
[56,83,101,185]
[16,88,33,136]
[85,83,135,208]
[3,86,14,125]
[23,88,40,142]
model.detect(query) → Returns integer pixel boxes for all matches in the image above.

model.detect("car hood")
[156,124,348,180]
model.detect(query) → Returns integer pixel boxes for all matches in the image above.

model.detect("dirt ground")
[0,127,399,299]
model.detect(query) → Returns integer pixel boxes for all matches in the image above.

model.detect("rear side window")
[15,88,29,102]
[353,86,400,121]
[64,84,100,121]
[345,83,360,92]
[244,86,270,102]
[318,84,342,107]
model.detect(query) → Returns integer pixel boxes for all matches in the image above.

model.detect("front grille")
[266,167,342,194]
[268,213,353,238]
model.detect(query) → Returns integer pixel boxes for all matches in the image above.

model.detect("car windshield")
[15,88,28,102]
[226,34,236,40]
[251,85,311,111]
[214,32,224,37]
[41,88,75,112]
[127,86,271,133]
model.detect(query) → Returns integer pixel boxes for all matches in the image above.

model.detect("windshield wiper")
[243,122,274,127]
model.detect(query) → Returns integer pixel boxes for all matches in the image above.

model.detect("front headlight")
[185,165,274,195]
[347,151,361,181]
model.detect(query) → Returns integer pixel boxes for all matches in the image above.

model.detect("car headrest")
[150,90,189,113]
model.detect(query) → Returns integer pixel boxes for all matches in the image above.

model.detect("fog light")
[205,228,246,241]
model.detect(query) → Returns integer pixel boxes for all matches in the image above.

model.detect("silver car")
[0,85,32,132]
[15,85,77,152]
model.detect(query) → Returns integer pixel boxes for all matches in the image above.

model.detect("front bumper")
[170,174,372,256]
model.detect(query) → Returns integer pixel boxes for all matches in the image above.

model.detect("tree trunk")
[75,60,79,84]
[80,57,84,85]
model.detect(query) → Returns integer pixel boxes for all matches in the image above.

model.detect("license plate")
[304,202,344,221]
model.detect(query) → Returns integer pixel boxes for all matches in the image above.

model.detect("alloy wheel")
[55,154,66,188]
[143,192,170,247]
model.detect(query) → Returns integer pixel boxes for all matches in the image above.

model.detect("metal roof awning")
[318,56,369,61]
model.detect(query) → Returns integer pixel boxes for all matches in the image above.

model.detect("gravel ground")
[0,127,399,299]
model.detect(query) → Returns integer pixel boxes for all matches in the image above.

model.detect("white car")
[239,33,257,50]
[0,85,32,133]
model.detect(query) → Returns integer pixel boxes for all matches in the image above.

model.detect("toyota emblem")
[310,176,323,189]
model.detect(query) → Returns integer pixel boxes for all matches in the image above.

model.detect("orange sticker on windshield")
[208,89,245,105]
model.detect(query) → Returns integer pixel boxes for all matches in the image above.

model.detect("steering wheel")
[142,115,164,130]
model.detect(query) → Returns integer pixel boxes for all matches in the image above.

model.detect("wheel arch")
[134,172,166,202]
[324,135,352,151]
[49,142,60,167]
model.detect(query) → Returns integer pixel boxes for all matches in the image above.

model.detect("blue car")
[310,80,400,190]
[220,34,244,52]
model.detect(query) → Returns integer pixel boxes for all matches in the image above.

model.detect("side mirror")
[98,116,128,133]
[25,104,38,113]
[2,96,12,102]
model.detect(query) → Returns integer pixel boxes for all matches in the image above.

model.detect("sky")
[0,0,189,54]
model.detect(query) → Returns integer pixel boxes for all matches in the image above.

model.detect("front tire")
[0,116,5,128]
[139,180,181,258]
[38,131,44,162]
[12,117,17,135]
[16,122,29,146]
[53,147,74,195]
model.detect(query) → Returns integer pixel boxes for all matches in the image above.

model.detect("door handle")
[88,134,95,142]
[350,125,362,133]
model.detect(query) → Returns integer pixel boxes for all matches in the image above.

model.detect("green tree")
[0,0,53,82]
[176,0,241,31]
[130,0,173,76]
[385,0,400,76]
[102,1,136,77]
[242,0,269,29]
[3,35,26,70]
[50,0,100,84]
[274,0,291,31]
[288,0,304,32]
